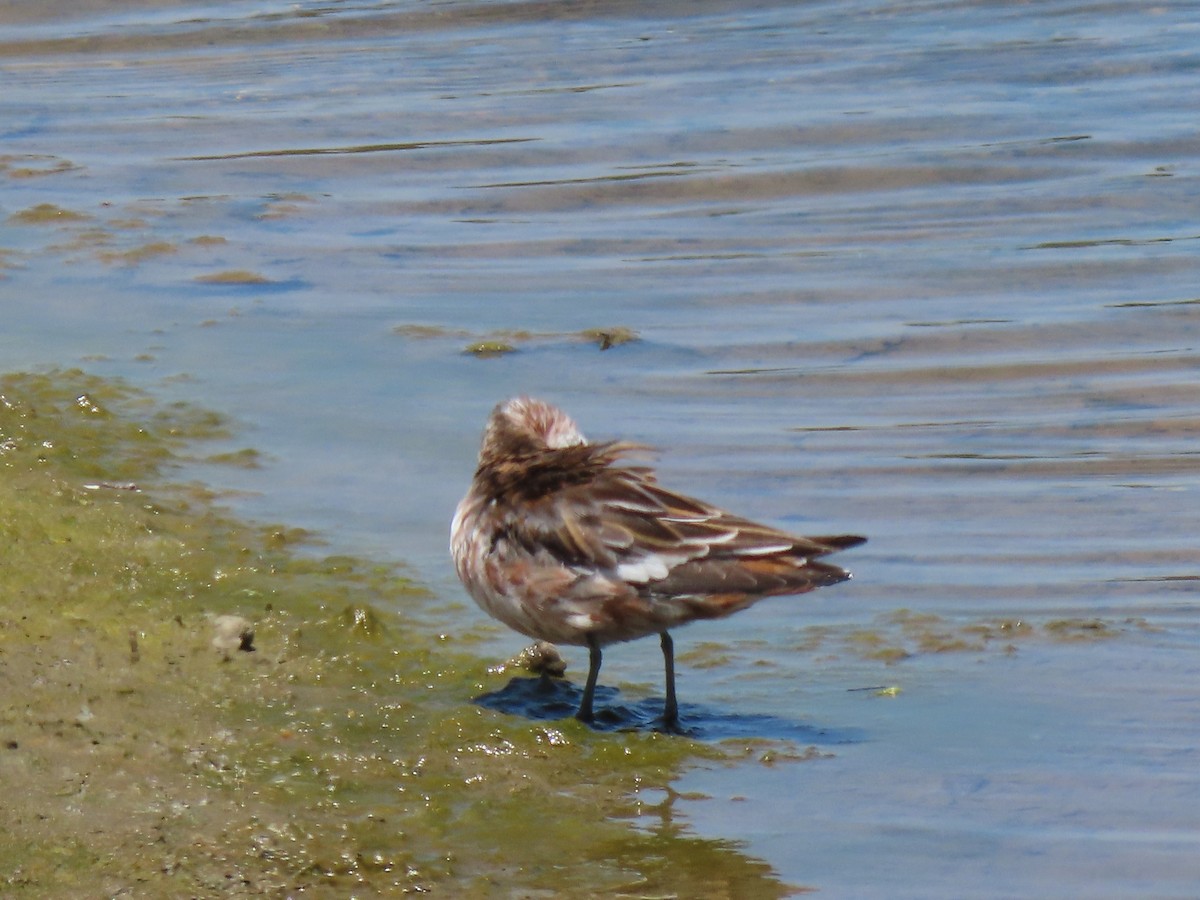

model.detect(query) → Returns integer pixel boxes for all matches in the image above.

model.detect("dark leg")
[660,631,679,729]
[576,634,602,723]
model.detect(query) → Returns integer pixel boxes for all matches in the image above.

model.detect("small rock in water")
[510,641,566,677]
[212,615,255,656]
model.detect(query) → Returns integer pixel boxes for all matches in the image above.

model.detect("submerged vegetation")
[392,322,640,357]
[0,370,792,897]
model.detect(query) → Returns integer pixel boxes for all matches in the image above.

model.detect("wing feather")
[496,446,863,600]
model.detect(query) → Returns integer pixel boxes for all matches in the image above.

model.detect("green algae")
[194,269,275,284]
[205,446,264,468]
[256,194,317,220]
[578,326,639,350]
[391,323,471,340]
[392,322,640,357]
[0,155,80,179]
[1043,617,1118,641]
[0,248,19,276]
[7,203,92,225]
[823,609,1131,666]
[0,369,793,897]
[97,241,178,265]
[464,339,518,358]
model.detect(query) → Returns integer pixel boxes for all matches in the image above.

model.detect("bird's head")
[478,397,586,465]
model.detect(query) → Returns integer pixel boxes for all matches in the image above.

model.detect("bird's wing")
[501,453,863,598]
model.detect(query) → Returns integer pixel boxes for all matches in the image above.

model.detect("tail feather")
[810,534,867,553]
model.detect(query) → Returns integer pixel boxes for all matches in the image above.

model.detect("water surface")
[3,0,1199,894]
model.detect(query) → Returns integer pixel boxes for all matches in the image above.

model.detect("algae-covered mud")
[0,370,789,897]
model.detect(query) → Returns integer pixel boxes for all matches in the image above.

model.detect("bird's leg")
[660,631,679,729]
[576,634,602,724]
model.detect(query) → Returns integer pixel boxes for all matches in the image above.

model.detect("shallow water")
[4,0,1200,894]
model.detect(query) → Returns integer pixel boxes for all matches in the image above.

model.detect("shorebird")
[451,397,864,730]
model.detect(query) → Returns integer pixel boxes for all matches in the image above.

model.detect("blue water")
[4,0,1199,894]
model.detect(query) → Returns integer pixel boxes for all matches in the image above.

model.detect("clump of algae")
[0,370,791,897]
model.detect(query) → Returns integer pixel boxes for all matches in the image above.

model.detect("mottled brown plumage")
[451,397,864,729]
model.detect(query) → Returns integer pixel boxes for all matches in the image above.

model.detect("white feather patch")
[566,612,597,630]
[737,543,794,557]
[607,497,666,513]
[616,555,672,583]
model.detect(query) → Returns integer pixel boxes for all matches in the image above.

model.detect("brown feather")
[450,397,865,726]
[452,397,864,646]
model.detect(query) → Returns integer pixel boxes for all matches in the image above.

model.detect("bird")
[450,397,865,730]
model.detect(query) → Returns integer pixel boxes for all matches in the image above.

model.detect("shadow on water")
[475,676,866,743]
